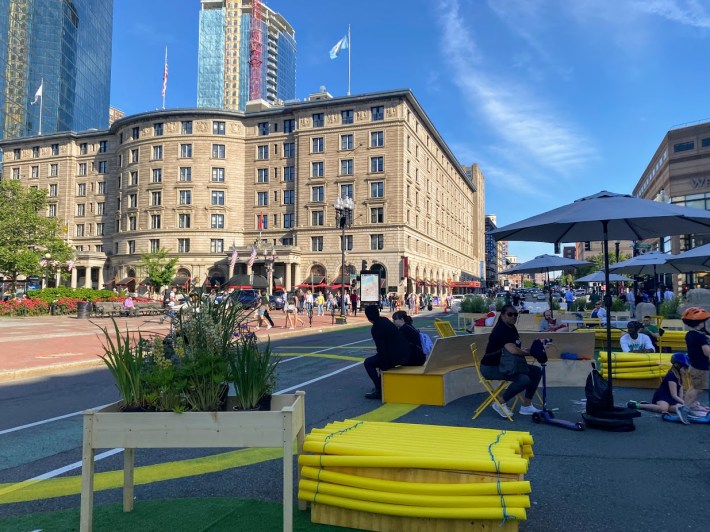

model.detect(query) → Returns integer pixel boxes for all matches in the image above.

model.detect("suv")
[230,289,261,309]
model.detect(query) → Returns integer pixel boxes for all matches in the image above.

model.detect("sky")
[111,0,710,262]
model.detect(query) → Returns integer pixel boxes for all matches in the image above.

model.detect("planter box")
[80,391,306,532]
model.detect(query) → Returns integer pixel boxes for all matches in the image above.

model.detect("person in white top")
[620,321,655,353]
[663,287,674,301]
[626,289,636,317]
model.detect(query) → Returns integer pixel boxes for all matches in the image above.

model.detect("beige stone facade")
[0,89,485,296]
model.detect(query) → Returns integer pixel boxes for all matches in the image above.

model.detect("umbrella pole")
[547,270,554,319]
[602,221,614,406]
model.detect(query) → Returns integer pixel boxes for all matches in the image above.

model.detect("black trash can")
[77,301,91,319]
[50,302,57,315]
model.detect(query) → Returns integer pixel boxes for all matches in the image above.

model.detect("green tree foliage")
[140,249,178,292]
[573,252,631,280]
[0,180,73,286]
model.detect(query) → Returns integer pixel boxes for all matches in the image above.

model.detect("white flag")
[329,34,349,59]
[31,81,43,105]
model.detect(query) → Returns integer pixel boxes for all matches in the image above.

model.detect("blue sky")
[112,0,710,262]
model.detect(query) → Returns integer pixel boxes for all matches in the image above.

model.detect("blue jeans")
[480,364,542,403]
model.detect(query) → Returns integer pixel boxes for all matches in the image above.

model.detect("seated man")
[620,321,654,353]
[539,309,567,332]
[363,305,411,400]
[639,315,662,352]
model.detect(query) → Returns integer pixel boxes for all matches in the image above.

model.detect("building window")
[97,202,105,215]
[371,182,384,198]
[371,156,384,173]
[341,109,353,124]
[702,138,710,148]
[340,159,353,175]
[370,234,384,250]
[77,204,85,217]
[151,214,161,229]
[130,171,139,186]
[211,190,225,205]
[50,163,59,176]
[371,106,384,121]
[153,123,163,136]
[211,213,225,228]
[127,240,135,253]
[284,119,295,133]
[179,214,191,228]
[213,121,226,135]
[13,148,21,160]
[96,222,104,235]
[98,181,105,194]
[674,141,694,153]
[340,134,353,150]
[283,142,295,158]
[284,190,294,205]
[258,122,269,136]
[212,144,226,158]
[312,137,324,153]
[131,149,139,163]
[179,190,192,205]
[312,236,324,251]
[284,213,294,228]
[312,113,324,127]
[340,184,353,199]
[342,235,353,251]
[78,163,87,176]
[311,186,325,202]
[11,168,19,179]
[211,239,224,253]
[31,165,39,178]
[312,161,324,177]
[179,167,192,181]
[283,166,295,181]
[152,168,162,183]
[77,183,87,196]
[371,131,384,147]
[150,239,160,252]
[181,121,192,134]
[258,214,269,229]
[128,194,138,208]
[370,207,384,223]
[257,145,269,160]
[98,140,108,153]
[31,146,39,158]
[257,191,269,206]
[180,144,192,158]
[51,144,59,156]
[48,204,57,217]
[178,238,190,253]
[49,184,58,197]
[212,167,225,182]
[152,145,163,160]
[311,210,324,226]
[257,168,269,183]
[98,161,107,173]
[76,224,85,237]
[282,236,294,246]
[131,127,140,140]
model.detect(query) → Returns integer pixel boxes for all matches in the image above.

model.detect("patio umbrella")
[609,251,694,276]
[666,241,710,270]
[499,254,591,317]
[489,190,710,404]
[574,271,633,283]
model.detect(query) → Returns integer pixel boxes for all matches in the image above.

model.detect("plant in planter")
[98,321,149,410]
[228,336,279,411]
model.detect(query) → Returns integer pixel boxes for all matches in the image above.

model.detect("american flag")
[247,246,257,267]
[161,48,168,99]
[229,248,238,270]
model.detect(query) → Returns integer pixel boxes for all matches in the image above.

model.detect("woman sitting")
[392,310,426,366]
[539,309,567,332]
[627,353,690,424]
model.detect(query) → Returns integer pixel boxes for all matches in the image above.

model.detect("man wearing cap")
[620,321,654,353]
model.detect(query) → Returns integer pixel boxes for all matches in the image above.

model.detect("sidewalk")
[0,309,374,383]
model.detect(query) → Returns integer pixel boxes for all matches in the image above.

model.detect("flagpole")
[162,47,167,110]
[347,25,351,96]
[38,78,43,136]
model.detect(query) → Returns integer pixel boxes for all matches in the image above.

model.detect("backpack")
[419,331,434,357]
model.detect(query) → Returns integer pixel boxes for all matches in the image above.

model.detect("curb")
[0,359,105,383]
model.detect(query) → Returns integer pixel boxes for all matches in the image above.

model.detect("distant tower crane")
[249,0,263,101]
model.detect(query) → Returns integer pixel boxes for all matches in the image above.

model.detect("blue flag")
[329,35,349,59]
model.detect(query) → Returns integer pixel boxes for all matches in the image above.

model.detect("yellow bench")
[658,330,687,351]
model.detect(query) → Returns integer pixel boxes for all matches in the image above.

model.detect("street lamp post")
[334,196,354,324]
[255,239,275,296]
[44,253,51,289]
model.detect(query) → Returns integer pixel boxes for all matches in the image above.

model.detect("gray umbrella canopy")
[609,251,694,275]
[500,254,591,275]
[489,190,710,404]
[575,271,633,283]
[666,242,710,270]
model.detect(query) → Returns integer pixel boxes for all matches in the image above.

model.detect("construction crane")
[249,0,263,101]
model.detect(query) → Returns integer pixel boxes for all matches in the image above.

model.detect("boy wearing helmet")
[679,307,710,420]
[628,353,690,424]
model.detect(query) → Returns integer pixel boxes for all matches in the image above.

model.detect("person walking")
[351,291,359,317]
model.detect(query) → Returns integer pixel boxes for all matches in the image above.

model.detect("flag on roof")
[329,34,348,59]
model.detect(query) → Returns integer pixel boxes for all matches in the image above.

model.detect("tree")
[0,180,74,288]
[140,249,178,294]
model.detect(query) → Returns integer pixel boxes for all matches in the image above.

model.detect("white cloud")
[631,0,710,28]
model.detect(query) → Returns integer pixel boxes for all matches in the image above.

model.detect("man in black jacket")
[363,305,410,399]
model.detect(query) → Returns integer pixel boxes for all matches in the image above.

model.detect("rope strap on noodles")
[487,430,515,526]
[316,420,364,502]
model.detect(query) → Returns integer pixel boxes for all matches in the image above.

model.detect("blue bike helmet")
[671,353,690,368]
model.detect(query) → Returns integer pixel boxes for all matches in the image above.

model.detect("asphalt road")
[1,317,709,531]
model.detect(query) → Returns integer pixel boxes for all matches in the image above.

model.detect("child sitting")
[627,353,690,424]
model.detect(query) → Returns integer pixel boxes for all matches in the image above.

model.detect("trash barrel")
[77,301,91,319]
[50,302,57,315]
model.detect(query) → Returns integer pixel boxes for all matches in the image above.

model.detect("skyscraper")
[197,0,296,111]
[0,0,113,141]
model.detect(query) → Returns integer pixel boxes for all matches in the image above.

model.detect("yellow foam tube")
[600,361,671,368]
[298,490,527,520]
[300,466,531,496]
[298,454,528,474]
[609,372,665,379]
[305,434,526,454]
[606,353,672,362]
[303,440,523,459]
[299,479,530,509]
[601,365,667,374]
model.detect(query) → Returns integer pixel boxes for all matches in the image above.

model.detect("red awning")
[450,281,481,288]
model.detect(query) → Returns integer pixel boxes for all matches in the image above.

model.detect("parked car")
[573,289,586,297]
[230,289,261,309]
[269,294,285,310]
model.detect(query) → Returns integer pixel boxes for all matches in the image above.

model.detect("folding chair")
[471,344,514,422]
[434,318,457,338]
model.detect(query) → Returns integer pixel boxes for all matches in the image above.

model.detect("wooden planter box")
[80,391,306,532]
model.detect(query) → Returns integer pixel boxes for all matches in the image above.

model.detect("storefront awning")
[450,281,481,288]
[116,277,135,286]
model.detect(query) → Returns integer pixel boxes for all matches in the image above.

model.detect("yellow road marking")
[0,403,418,504]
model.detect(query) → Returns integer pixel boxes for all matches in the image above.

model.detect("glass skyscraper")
[0,0,113,141]
[197,0,296,111]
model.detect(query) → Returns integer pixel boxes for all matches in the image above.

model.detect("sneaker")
[364,388,382,400]
[627,400,640,409]
[266,325,272,330]
[688,409,707,418]
[676,405,690,425]
[519,404,542,416]
[492,401,513,418]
